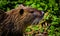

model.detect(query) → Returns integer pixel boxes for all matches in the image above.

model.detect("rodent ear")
[19,9,24,15]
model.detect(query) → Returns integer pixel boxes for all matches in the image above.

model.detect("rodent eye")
[30,11,34,13]
[19,9,24,15]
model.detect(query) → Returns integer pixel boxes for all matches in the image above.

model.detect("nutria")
[0,5,44,36]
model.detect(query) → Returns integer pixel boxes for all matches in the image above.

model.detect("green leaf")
[44,5,48,10]
[40,2,45,6]
[31,3,36,8]
[26,28,31,32]
[36,4,40,8]
[32,25,39,31]
[51,22,59,25]
[38,7,43,10]
[50,26,55,30]
[18,0,24,3]
[25,1,33,5]
[54,7,58,10]
[40,28,44,33]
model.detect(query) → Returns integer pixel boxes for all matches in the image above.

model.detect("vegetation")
[0,0,59,36]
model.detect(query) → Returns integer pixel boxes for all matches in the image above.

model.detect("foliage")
[0,0,59,36]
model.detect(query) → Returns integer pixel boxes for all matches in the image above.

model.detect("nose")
[41,11,44,15]
[39,11,44,18]
[38,11,44,16]
[33,11,44,19]
[37,11,44,16]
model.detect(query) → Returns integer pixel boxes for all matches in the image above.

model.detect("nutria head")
[0,4,44,36]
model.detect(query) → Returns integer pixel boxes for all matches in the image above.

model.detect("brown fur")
[0,5,44,36]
